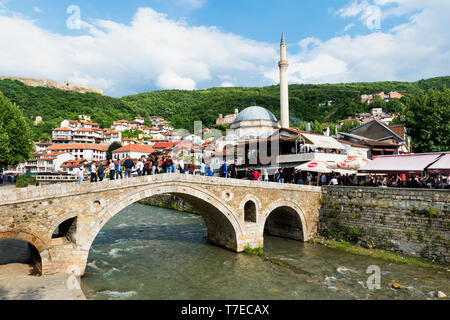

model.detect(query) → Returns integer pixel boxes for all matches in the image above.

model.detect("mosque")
[225,32,290,140]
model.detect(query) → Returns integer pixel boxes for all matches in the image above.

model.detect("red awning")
[427,154,450,174]
[358,153,443,174]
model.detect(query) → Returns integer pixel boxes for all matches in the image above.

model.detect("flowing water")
[80,203,449,300]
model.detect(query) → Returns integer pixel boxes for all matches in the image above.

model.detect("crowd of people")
[7,155,445,190]
[76,155,217,184]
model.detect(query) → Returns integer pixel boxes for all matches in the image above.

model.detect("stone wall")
[141,194,195,213]
[319,186,449,263]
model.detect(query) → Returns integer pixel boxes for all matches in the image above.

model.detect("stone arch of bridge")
[80,183,244,255]
[260,200,309,241]
[0,230,50,275]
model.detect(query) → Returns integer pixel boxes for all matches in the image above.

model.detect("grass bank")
[309,237,448,271]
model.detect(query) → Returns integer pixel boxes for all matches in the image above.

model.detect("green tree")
[369,95,387,110]
[0,92,34,171]
[106,142,122,160]
[311,120,326,134]
[339,120,361,133]
[402,88,450,153]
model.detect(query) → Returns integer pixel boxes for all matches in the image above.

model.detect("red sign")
[308,162,319,168]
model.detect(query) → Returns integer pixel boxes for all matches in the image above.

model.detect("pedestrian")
[98,162,105,181]
[152,157,158,175]
[221,160,228,178]
[320,174,327,186]
[114,160,123,180]
[172,158,178,174]
[328,175,339,186]
[136,158,144,176]
[179,158,185,174]
[252,170,262,181]
[306,172,313,185]
[229,160,238,179]
[76,165,85,184]
[188,162,195,175]
[263,169,269,182]
[90,162,98,183]
[108,160,116,180]
[200,160,206,176]
[206,164,214,177]
[123,156,134,178]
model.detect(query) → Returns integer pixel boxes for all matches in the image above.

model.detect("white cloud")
[156,72,196,90]
[33,6,42,13]
[0,7,275,96]
[342,23,355,33]
[220,82,234,87]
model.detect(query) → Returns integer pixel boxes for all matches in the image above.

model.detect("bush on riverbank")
[309,237,447,270]
[15,175,37,188]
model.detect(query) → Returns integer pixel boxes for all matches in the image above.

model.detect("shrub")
[15,175,37,188]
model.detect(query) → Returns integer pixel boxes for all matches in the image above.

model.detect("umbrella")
[295,161,333,173]
[330,156,371,170]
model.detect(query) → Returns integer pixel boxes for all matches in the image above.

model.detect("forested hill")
[0,76,449,141]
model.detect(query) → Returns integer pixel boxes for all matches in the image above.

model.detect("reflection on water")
[81,204,449,300]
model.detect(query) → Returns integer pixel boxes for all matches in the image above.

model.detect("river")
[80,203,449,300]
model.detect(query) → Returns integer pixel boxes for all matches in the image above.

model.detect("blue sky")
[0,0,449,96]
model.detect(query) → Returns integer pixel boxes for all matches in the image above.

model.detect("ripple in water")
[80,203,449,300]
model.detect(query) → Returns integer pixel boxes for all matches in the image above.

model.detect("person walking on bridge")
[89,162,98,183]
[123,156,134,178]
[115,160,123,180]
[108,160,116,180]
[76,165,85,185]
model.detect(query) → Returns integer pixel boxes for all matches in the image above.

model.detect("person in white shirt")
[179,159,185,174]
[328,176,339,186]
[136,160,144,176]
[264,169,269,182]
[76,166,85,184]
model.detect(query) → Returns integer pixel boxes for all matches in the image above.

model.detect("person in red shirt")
[252,170,262,181]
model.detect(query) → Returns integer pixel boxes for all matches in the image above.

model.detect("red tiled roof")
[75,128,97,132]
[53,127,73,131]
[152,142,176,149]
[46,152,65,156]
[61,159,87,168]
[47,144,108,151]
[113,144,155,154]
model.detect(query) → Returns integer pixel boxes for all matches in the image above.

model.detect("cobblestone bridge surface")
[0,174,321,276]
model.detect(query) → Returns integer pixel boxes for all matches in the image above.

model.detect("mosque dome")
[233,106,278,123]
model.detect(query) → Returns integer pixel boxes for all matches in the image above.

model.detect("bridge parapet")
[0,174,321,205]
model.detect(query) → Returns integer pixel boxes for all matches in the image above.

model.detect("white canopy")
[301,133,346,150]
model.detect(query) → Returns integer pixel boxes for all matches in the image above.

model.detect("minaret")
[279,32,290,129]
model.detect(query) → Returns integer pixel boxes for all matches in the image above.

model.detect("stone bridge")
[0,174,321,276]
